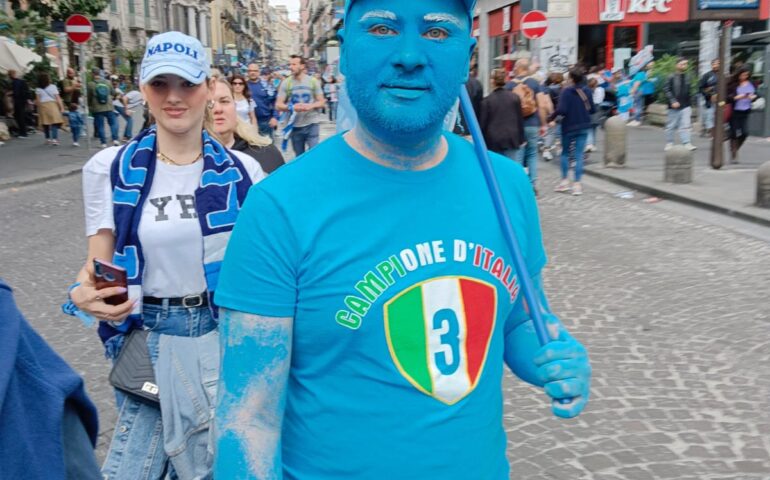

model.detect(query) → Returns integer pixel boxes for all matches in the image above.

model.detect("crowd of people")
[473,54,762,196]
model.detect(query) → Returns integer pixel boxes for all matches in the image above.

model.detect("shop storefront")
[487,4,521,68]
[578,0,770,69]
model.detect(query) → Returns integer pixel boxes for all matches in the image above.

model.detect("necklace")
[158,151,202,166]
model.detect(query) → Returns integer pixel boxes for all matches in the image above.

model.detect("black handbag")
[108,329,159,404]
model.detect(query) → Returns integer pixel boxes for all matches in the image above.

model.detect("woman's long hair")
[230,73,251,100]
[205,77,272,148]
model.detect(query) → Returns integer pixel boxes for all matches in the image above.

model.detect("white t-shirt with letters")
[82,146,265,297]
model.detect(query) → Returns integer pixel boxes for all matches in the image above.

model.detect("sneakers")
[627,120,641,127]
[73,142,80,147]
[112,140,120,147]
[571,182,583,196]
[554,179,571,193]
[664,143,674,151]
[100,143,108,148]
[543,149,553,161]
[52,140,60,146]
[585,144,596,153]
[684,143,697,151]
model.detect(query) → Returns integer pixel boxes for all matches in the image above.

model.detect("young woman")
[65,32,265,479]
[35,72,65,145]
[550,68,596,196]
[207,77,285,174]
[728,67,757,162]
[230,73,257,126]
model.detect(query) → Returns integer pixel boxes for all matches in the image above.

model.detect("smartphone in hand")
[93,258,129,306]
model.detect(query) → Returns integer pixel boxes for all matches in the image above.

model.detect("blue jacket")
[0,279,99,479]
[247,79,278,122]
[551,85,596,133]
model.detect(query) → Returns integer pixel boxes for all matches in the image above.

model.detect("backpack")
[512,78,538,117]
[94,82,110,105]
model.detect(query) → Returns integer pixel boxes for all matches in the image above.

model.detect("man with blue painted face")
[214,1,591,479]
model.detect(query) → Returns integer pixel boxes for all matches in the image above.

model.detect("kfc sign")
[600,0,672,21]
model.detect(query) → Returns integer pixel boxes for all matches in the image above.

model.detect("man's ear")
[338,29,348,76]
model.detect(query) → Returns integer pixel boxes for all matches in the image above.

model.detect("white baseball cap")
[140,31,210,85]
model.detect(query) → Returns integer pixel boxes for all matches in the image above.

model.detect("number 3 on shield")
[433,308,460,375]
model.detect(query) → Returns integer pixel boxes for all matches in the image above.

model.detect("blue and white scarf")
[98,126,253,345]
[280,104,296,153]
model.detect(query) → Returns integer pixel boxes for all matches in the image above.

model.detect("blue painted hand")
[533,317,591,419]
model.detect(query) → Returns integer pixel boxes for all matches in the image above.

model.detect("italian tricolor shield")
[384,276,497,405]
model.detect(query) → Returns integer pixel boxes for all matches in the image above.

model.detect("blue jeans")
[115,105,133,139]
[561,129,589,182]
[291,123,320,156]
[257,119,274,137]
[665,107,692,145]
[93,110,118,144]
[502,148,519,161]
[101,302,217,480]
[71,125,82,143]
[43,124,59,140]
[515,126,540,185]
[633,94,645,122]
[586,126,597,147]
[544,123,561,150]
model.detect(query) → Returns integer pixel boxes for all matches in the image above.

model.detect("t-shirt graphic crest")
[384,276,497,405]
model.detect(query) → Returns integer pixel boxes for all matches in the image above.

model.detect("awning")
[0,36,42,74]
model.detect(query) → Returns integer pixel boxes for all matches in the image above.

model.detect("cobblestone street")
[0,149,768,478]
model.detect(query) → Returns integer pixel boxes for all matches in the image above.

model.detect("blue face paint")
[340,0,474,149]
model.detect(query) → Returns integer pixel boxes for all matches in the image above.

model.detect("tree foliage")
[13,0,110,21]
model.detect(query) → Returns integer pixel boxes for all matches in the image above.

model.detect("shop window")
[110,0,117,13]
[128,0,135,14]
[144,0,150,18]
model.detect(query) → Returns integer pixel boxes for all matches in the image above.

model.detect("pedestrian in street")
[698,58,720,138]
[35,72,65,146]
[213,1,591,478]
[663,57,697,151]
[727,66,758,163]
[88,68,119,148]
[60,67,82,108]
[585,77,604,152]
[325,76,339,122]
[551,68,595,196]
[65,103,84,146]
[246,63,279,136]
[111,75,133,143]
[230,73,257,125]
[612,68,633,122]
[276,54,326,156]
[64,31,266,480]
[480,68,525,160]
[628,60,655,127]
[9,70,30,138]
[207,76,285,174]
[505,58,552,194]
[542,72,564,161]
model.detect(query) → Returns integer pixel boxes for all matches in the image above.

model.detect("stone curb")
[583,167,770,228]
[0,167,83,191]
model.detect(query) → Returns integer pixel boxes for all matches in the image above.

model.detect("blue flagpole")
[458,85,572,405]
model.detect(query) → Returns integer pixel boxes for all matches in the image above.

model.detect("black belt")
[143,292,209,308]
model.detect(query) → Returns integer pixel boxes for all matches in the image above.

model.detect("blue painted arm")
[504,274,591,419]
[215,309,293,479]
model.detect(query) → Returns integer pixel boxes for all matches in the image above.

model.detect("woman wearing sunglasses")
[230,73,257,126]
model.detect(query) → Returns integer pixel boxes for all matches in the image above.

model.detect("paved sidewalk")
[582,125,770,226]
[0,108,145,189]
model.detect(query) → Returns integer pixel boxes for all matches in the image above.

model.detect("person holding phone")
[65,31,265,479]
[213,1,591,478]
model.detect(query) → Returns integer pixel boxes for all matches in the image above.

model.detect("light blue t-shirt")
[633,71,656,96]
[216,133,547,479]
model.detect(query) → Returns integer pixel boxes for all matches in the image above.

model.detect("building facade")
[270,5,299,65]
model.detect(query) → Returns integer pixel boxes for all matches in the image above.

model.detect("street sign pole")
[80,43,92,152]
[711,21,731,170]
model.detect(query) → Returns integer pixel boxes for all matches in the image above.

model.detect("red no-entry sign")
[65,14,93,44]
[521,10,548,40]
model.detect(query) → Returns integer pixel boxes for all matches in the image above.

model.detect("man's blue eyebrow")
[423,13,464,28]
[359,10,398,22]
